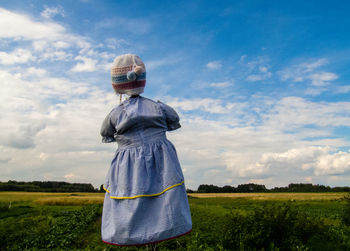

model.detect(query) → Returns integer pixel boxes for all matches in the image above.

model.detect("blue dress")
[100,95,192,246]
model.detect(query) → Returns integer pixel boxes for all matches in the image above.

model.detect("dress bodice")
[101,96,181,148]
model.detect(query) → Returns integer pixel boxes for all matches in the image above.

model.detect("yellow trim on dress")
[103,181,185,200]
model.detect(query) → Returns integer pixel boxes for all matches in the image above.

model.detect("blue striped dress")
[100,95,192,246]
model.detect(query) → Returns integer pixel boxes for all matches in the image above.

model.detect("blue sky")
[1,0,350,189]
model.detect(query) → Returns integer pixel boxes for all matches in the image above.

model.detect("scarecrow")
[100,54,192,248]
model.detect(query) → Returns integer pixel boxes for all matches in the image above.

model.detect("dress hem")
[102,229,192,247]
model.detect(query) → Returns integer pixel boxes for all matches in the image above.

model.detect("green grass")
[0,192,349,250]
[189,197,346,220]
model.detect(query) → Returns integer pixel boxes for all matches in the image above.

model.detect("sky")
[1,0,350,190]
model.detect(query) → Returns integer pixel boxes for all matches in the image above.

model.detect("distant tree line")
[0,180,100,192]
[189,183,350,193]
[2,180,349,193]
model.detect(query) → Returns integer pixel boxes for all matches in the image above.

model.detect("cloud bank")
[0,6,349,190]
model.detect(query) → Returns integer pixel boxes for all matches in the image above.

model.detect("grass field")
[0,191,104,203]
[1,192,349,250]
[2,191,346,203]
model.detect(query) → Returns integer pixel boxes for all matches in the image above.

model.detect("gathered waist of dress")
[116,131,167,149]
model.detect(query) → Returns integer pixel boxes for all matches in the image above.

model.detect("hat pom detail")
[134,66,143,75]
[127,71,137,81]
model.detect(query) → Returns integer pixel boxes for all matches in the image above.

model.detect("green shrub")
[223,203,348,250]
[342,192,350,226]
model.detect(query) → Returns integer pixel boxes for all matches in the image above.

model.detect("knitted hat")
[111,54,146,96]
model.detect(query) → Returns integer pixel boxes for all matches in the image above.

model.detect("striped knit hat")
[111,54,146,96]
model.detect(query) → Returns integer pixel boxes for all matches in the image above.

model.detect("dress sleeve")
[100,111,116,143]
[158,101,181,131]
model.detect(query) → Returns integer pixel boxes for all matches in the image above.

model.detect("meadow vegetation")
[0,192,349,250]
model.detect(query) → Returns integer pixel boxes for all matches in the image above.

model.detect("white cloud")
[164,97,244,114]
[241,56,266,69]
[261,146,328,163]
[95,17,151,35]
[0,8,65,41]
[144,59,167,71]
[263,96,350,129]
[0,8,95,65]
[71,56,97,72]
[249,146,350,177]
[146,56,182,71]
[43,51,73,61]
[309,72,338,86]
[0,157,11,163]
[41,6,65,19]
[206,60,222,70]
[280,59,328,82]
[0,67,117,186]
[259,66,268,72]
[246,72,272,82]
[0,7,130,187]
[104,38,129,50]
[0,7,112,79]
[0,69,95,149]
[0,8,128,188]
[246,75,261,81]
[0,49,32,64]
[279,58,338,91]
[209,81,232,88]
[53,41,70,49]
[304,87,327,96]
[239,56,272,82]
[300,58,328,72]
[2,71,350,188]
[24,67,47,77]
[163,95,350,189]
[335,85,350,94]
[32,40,48,51]
[315,151,350,175]
[64,173,75,179]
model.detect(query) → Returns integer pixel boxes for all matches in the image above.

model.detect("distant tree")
[186,189,194,193]
[287,183,332,192]
[197,184,221,193]
[332,186,350,192]
[237,183,267,193]
[222,185,235,193]
[0,180,97,192]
